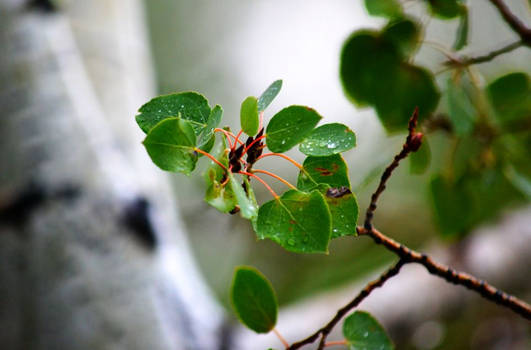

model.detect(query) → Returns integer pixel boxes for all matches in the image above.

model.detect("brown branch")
[446,40,523,66]
[356,226,531,319]
[287,259,406,350]
[488,0,531,45]
[364,107,422,229]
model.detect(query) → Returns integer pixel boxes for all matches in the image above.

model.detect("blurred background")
[1,0,530,349]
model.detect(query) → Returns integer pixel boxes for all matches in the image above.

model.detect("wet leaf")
[231,266,278,333]
[299,123,356,156]
[446,78,477,135]
[198,104,223,147]
[343,311,393,350]
[230,173,259,220]
[256,190,331,254]
[241,96,260,136]
[297,154,351,192]
[364,0,402,18]
[321,185,359,238]
[204,139,236,213]
[136,92,211,134]
[142,118,198,174]
[258,80,283,112]
[266,105,322,152]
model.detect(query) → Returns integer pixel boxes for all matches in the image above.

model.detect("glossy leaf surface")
[256,190,331,253]
[198,104,223,147]
[142,118,197,174]
[204,139,236,213]
[136,92,210,134]
[297,154,350,192]
[266,106,322,152]
[299,123,356,156]
[258,80,283,111]
[241,96,259,136]
[230,173,259,220]
[231,266,278,333]
[343,311,393,350]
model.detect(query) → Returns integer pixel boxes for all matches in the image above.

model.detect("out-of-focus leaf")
[258,80,283,112]
[241,96,259,136]
[427,0,462,19]
[231,266,278,333]
[453,6,469,50]
[266,105,322,152]
[364,0,402,18]
[343,311,393,350]
[430,174,471,237]
[446,78,477,135]
[142,118,198,174]
[486,72,531,129]
[256,190,331,254]
[340,31,440,132]
[297,154,351,192]
[136,92,211,134]
[382,18,421,58]
[409,136,431,174]
[299,123,356,156]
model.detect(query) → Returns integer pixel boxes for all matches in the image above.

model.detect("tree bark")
[0,1,223,349]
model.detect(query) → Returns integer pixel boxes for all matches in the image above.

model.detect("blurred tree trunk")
[0,1,223,349]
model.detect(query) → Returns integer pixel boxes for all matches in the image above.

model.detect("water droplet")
[332,228,338,233]
[363,331,369,338]
[281,140,286,145]
[287,238,295,246]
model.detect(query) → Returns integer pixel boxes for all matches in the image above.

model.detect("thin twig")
[446,40,523,66]
[273,328,289,349]
[488,0,531,44]
[356,226,531,320]
[287,259,405,350]
[364,108,422,230]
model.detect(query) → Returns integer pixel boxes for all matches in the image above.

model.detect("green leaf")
[266,106,322,153]
[258,80,283,111]
[409,136,431,174]
[204,139,236,213]
[198,104,223,147]
[430,174,471,237]
[446,78,477,135]
[297,154,351,192]
[364,0,402,18]
[231,266,278,333]
[453,6,469,50]
[136,92,211,134]
[299,123,356,156]
[230,173,259,220]
[241,96,260,136]
[142,118,198,174]
[343,311,393,350]
[340,31,440,132]
[320,185,359,238]
[256,190,331,254]
[486,72,531,129]
[427,0,462,19]
[382,18,421,58]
